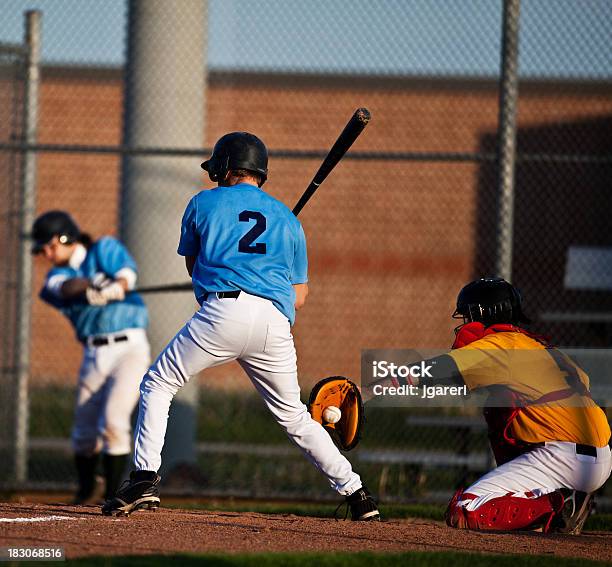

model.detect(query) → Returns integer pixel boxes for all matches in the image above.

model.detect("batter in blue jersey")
[103,132,379,521]
[32,211,150,505]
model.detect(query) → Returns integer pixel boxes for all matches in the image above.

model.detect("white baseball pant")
[73,328,151,456]
[459,441,612,511]
[133,291,363,495]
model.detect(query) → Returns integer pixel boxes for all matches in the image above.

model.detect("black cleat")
[101,470,161,517]
[552,489,593,535]
[338,486,381,521]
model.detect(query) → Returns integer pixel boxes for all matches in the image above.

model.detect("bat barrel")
[292,108,371,216]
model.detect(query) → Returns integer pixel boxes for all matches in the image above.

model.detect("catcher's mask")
[453,276,530,327]
[31,210,80,254]
[201,132,268,187]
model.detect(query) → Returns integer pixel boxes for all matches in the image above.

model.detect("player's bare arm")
[402,355,463,388]
[294,283,308,310]
[115,277,130,292]
[60,277,90,298]
[185,255,196,277]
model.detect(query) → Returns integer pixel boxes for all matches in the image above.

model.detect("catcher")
[366,277,611,534]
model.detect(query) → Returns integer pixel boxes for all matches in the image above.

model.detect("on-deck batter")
[32,210,150,503]
[102,132,380,521]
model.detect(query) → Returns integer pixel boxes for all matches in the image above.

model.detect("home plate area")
[0,502,610,561]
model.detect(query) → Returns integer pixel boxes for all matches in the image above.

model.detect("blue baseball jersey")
[40,237,148,340]
[177,183,308,324]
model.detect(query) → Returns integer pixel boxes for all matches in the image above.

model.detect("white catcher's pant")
[73,328,151,456]
[460,441,612,511]
[133,292,363,495]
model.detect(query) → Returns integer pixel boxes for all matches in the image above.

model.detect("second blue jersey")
[177,183,308,324]
[40,237,148,340]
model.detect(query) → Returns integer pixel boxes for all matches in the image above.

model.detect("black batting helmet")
[31,210,80,254]
[453,277,530,325]
[201,132,268,186]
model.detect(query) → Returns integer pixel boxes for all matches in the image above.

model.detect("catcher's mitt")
[307,376,364,451]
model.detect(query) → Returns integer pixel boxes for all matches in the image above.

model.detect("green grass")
[584,514,612,531]
[65,551,612,567]
[28,386,490,451]
[27,386,490,497]
[29,385,74,437]
[24,385,612,510]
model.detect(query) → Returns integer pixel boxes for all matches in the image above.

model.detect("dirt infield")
[0,502,610,561]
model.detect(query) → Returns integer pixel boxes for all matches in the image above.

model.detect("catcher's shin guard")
[445,488,564,532]
[101,470,161,517]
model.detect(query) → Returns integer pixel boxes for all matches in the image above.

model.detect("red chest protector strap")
[451,322,547,350]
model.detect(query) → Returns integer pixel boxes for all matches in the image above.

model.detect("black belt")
[89,334,128,347]
[576,443,598,457]
[204,291,241,300]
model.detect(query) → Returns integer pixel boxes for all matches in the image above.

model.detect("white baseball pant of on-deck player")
[75,328,150,458]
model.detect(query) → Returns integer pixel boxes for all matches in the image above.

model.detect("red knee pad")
[446,489,564,532]
[445,489,478,529]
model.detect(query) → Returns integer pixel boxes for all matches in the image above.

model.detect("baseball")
[322,405,341,424]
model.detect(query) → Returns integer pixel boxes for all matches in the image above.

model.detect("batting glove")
[99,281,125,302]
[85,286,108,306]
[91,272,112,290]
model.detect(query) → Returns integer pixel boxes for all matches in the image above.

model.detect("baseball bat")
[134,282,194,294]
[292,107,371,216]
[136,108,372,294]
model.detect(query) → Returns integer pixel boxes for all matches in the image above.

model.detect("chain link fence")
[0,0,611,505]
[0,38,26,486]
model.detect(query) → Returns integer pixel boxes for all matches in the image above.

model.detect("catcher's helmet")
[201,132,268,186]
[453,277,530,325]
[31,210,80,254]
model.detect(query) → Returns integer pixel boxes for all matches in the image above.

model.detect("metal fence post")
[121,0,207,478]
[495,0,521,282]
[14,10,41,485]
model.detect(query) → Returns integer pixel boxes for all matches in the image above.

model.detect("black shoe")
[552,489,593,535]
[101,470,161,517]
[337,486,381,521]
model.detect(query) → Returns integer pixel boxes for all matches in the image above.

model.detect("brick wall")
[21,67,612,385]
